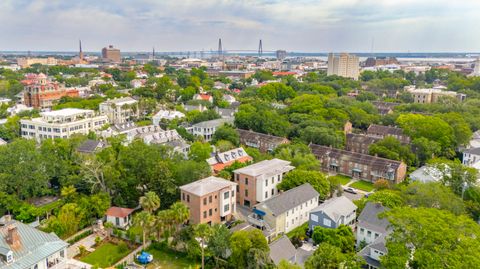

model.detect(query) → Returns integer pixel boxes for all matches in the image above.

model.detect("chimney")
[6,225,21,249]
[3,215,12,222]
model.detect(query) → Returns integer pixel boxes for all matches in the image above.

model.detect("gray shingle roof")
[268,235,296,265]
[465,147,480,155]
[0,219,68,269]
[310,196,357,222]
[257,183,319,216]
[358,202,390,234]
[77,139,104,153]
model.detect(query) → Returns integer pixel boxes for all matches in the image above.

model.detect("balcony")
[248,213,266,227]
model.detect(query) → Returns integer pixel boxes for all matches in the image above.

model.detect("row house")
[309,144,407,184]
[366,124,411,144]
[180,177,237,225]
[233,158,295,208]
[345,133,381,154]
[248,184,320,240]
[207,147,253,174]
[237,129,290,153]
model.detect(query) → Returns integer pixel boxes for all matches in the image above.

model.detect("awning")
[352,168,362,172]
[253,208,266,216]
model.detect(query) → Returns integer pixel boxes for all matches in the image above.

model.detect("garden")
[144,243,199,269]
[350,180,375,192]
[77,237,137,268]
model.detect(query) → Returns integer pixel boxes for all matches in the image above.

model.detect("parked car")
[344,187,357,194]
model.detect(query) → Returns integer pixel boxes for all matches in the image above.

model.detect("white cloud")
[0,0,479,52]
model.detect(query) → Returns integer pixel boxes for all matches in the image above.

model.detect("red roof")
[212,156,253,173]
[198,94,212,101]
[106,206,135,218]
[272,71,297,76]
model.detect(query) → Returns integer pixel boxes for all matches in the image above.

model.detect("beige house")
[180,176,237,225]
[233,158,295,208]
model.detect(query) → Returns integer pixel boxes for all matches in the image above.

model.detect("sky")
[0,0,479,53]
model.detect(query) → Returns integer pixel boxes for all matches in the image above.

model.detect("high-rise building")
[327,53,360,80]
[276,50,287,60]
[472,57,480,77]
[22,73,79,109]
[102,45,121,63]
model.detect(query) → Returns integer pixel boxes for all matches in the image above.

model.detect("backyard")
[145,243,199,269]
[329,175,352,186]
[349,180,375,192]
[80,240,135,268]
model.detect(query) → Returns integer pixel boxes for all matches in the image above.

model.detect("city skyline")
[1,0,480,52]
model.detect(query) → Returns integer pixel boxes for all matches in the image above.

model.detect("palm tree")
[155,210,169,241]
[195,224,212,269]
[139,191,160,213]
[133,211,153,250]
[170,202,190,232]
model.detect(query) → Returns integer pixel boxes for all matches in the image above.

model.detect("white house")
[20,108,108,141]
[105,207,135,229]
[188,117,234,142]
[0,215,68,269]
[99,97,139,124]
[248,184,320,240]
[152,110,185,125]
[356,202,390,246]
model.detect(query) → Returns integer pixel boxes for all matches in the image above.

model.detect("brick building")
[237,129,290,153]
[366,124,411,144]
[233,159,295,208]
[22,73,79,109]
[309,144,407,184]
[180,176,237,225]
[345,133,381,154]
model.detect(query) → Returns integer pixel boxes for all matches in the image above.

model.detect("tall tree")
[134,211,154,250]
[195,223,213,269]
[139,191,161,213]
[305,243,364,269]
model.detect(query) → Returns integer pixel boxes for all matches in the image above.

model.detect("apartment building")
[309,144,407,184]
[99,97,139,124]
[248,184,320,239]
[180,176,237,224]
[20,108,108,141]
[233,158,295,208]
[366,124,411,144]
[207,147,252,174]
[405,87,466,104]
[327,53,360,80]
[345,133,381,154]
[237,129,290,153]
[22,73,79,109]
[0,215,68,269]
[17,57,57,68]
[102,45,121,63]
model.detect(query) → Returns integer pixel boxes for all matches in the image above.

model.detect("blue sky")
[0,0,479,52]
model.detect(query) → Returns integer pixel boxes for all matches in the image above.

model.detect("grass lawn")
[81,242,133,268]
[350,180,375,192]
[145,244,199,269]
[329,175,352,186]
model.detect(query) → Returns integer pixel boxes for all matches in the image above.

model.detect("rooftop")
[358,202,390,234]
[233,158,294,177]
[192,117,234,128]
[310,196,357,222]
[105,207,135,218]
[269,235,297,265]
[41,108,93,117]
[0,217,68,269]
[102,97,137,106]
[256,183,319,216]
[180,176,237,197]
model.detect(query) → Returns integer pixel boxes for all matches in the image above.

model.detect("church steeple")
[79,40,84,61]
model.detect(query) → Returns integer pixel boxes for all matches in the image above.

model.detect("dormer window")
[7,253,13,263]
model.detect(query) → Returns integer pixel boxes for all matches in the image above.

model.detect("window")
[265,192,268,199]
[182,193,185,201]
[203,211,207,218]
[209,196,212,203]
[224,192,229,199]
[375,233,379,239]
[209,209,212,216]
[291,219,294,225]
[187,195,190,202]
[271,178,274,184]
[271,189,274,195]
[60,250,65,258]
[236,185,239,192]
[277,175,280,181]
[311,214,318,222]
[245,178,248,185]
[323,218,332,227]
[115,217,120,226]
[203,198,207,205]
[224,204,230,212]
[236,174,239,181]
[367,231,372,237]
[360,228,365,234]
[265,180,268,187]
[232,190,235,197]
[245,190,248,197]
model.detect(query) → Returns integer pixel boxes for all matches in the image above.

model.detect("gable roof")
[180,176,237,196]
[257,183,319,216]
[77,139,104,153]
[464,147,480,155]
[105,207,135,218]
[358,202,390,234]
[0,218,68,269]
[269,235,296,265]
[310,196,357,222]
[237,129,289,145]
